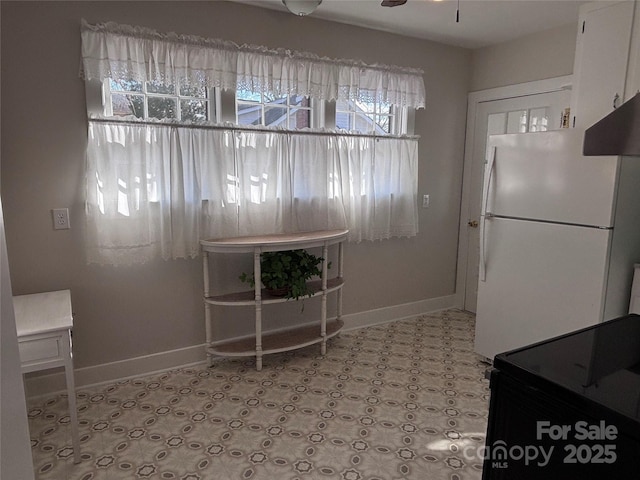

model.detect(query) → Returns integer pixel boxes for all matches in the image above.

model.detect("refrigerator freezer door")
[475,216,611,361]
[485,131,619,227]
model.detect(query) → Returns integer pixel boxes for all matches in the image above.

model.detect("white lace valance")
[80,19,426,109]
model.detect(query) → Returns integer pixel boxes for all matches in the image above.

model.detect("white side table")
[201,229,348,371]
[13,290,80,464]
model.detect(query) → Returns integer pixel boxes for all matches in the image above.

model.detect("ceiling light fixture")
[282,0,322,16]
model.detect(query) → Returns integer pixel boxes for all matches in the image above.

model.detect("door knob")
[468,220,479,228]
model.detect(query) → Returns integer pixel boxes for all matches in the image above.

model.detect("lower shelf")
[206,319,344,357]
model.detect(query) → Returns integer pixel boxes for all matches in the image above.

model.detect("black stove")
[483,314,640,479]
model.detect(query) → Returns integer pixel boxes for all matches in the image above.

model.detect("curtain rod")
[87,118,419,141]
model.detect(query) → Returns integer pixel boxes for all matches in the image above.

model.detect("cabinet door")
[571,1,635,129]
[625,3,640,100]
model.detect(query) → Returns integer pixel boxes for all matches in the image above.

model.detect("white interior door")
[463,89,571,313]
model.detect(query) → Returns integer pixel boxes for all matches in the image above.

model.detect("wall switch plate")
[422,194,430,208]
[52,208,70,230]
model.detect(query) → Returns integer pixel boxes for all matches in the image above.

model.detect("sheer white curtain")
[338,136,419,242]
[82,19,423,265]
[86,122,419,265]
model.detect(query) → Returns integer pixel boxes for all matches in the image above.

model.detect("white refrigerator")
[474,129,640,361]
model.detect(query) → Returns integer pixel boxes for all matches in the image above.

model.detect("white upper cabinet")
[626,3,640,99]
[570,1,635,129]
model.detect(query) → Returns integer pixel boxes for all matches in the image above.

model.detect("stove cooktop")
[494,314,640,423]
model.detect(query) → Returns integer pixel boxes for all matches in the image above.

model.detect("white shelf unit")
[200,229,348,371]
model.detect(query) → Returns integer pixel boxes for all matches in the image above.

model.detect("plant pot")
[267,286,290,297]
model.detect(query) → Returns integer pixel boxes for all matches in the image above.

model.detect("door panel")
[474,217,610,360]
[464,89,571,313]
[485,131,619,227]
[571,1,634,129]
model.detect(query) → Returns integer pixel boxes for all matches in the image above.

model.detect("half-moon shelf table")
[200,229,348,371]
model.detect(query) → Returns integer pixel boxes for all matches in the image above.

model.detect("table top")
[13,289,73,336]
[201,229,349,252]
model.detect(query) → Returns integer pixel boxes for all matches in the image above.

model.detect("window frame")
[335,99,408,136]
[235,90,315,129]
[99,79,219,123]
[86,80,412,136]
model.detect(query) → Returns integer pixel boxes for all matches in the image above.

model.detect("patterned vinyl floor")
[27,309,490,480]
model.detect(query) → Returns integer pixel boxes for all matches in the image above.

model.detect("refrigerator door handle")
[479,214,488,282]
[482,146,497,217]
[479,147,496,283]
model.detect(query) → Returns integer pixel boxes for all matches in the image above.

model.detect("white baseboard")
[24,294,458,398]
[341,294,459,331]
[24,343,208,399]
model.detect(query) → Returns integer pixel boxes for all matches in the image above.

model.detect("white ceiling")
[233,0,589,49]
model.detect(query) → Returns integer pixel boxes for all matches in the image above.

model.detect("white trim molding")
[24,294,459,397]
[456,75,573,313]
[341,294,458,331]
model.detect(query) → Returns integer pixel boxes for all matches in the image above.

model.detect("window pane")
[289,95,310,108]
[377,102,392,116]
[110,79,142,93]
[335,96,398,134]
[237,102,262,125]
[288,107,310,129]
[180,83,207,98]
[507,110,528,133]
[235,90,313,129]
[529,107,549,132]
[264,105,287,127]
[181,99,208,122]
[354,113,374,133]
[375,115,391,134]
[237,89,262,102]
[336,112,352,130]
[263,93,286,105]
[147,81,175,95]
[148,97,177,119]
[111,93,144,118]
[107,77,211,122]
[355,100,376,114]
[336,99,351,112]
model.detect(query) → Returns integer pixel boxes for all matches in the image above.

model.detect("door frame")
[455,75,573,312]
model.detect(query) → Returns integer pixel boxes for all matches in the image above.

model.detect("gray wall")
[470,22,577,91]
[0,1,470,370]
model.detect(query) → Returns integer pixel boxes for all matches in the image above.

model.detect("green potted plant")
[239,249,329,301]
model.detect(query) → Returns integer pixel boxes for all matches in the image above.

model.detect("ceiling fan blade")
[381,0,407,6]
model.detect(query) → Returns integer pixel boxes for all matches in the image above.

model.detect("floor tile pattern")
[28,309,490,479]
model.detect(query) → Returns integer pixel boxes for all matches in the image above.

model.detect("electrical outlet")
[422,194,430,208]
[52,208,70,230]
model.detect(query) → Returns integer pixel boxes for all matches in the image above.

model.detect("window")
[97,79,411,136]
[336,98,406,135]
[236,89,312,129]
[505,107,551,134]
[82,20,424,264]
[103,79,213,122]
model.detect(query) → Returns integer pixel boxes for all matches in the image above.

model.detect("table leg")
[64,331,81,464]
[320,244,328,355]
[254,249,263,371]
[203,252,214,367]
